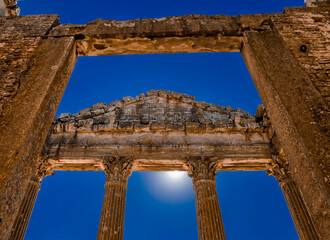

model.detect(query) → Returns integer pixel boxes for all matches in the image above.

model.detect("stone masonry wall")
[271,4,330,194]
[241,4,329,238]
[0,15,59,115]
[273,6,330,105]
[0,15,68,239]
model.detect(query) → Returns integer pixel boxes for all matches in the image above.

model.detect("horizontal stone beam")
[49,14,273,56]
[47,131,273,171]
[49,157,272,171]
[49,157,271,172]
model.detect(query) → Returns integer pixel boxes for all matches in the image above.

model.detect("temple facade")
[0,1,329,239]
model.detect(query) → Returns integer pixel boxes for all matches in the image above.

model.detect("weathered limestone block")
[53,91,264,134]
[0,0,19,16]
[48,14,274,56]
[272,6,330,105]
[48,94,272,172]
[0,15,60,114]
[0,15,77,239]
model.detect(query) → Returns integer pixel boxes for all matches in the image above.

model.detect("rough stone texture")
[0,15,60,114]
[53,90,263,133]
[0,0,19,16]
[305,0,329,7]
[48,91,273,172]
[0,0,7,16]
[49,14,274,56]
[0,15,77,239]
[1,3,329,239]
[273,6,330,105]
[241,4,329,239]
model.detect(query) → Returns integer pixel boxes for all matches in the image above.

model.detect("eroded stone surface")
[49,14,274,55]
[241,4,330,238]
[53,90,263,134]
[0,15,76,240]
[1,3,329,239]
[47,91,273,172]
[0,0,19,16]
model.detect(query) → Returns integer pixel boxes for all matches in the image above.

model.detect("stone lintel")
[48,14,274,56]
[48,157,271,172]
[46,143,272,171]
[47,127,272,171]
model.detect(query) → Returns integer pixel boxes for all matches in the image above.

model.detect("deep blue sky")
[20,0,304,239]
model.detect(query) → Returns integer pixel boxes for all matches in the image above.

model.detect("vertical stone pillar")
[241,28,329,239]
[187,157,226,240]
[97,156,133,240]
[267,155,319,240]
[8,161,54,240]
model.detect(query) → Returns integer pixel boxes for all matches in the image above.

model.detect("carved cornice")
[103,156,133,183]
[267,154,292,187]
[187,157,218,184]
[31,160,55,185]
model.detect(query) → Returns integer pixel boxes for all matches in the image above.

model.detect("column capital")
[187,157,218,184]
[267,154,292,187]
[102,156,133,183]
[31,160,54,185]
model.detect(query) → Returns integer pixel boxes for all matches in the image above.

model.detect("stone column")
[97,156,133,240]
[187,157,226,240]
[241,27,329,239]
[267,155,319,240]
[8,162,54,240]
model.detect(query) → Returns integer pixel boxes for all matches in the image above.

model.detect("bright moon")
[167,171,185,179]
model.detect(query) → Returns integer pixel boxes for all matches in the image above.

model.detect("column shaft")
[8,181,40,240]
[97,182,127,240]
[281,180,319,240]
[194,180,226,240]
[97,156,133,240]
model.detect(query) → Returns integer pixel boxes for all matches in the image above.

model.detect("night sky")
[20,0,304,239]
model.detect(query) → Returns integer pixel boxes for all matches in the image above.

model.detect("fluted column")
[187,157,226,240]
[97,156,133,240]
[267,155,319,240]
[8,161,54,240]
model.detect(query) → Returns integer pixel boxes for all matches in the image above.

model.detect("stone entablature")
[47,91,273,172]
[49,14,272,56]
[53,90,268,134]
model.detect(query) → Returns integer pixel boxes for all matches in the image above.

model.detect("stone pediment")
[53,90,267,134]
[48,90,271,172]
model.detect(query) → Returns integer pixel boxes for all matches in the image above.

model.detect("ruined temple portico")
[0,0,329,239]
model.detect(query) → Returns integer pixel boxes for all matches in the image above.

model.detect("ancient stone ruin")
[0,0,329,240]
[49,90,272,172]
